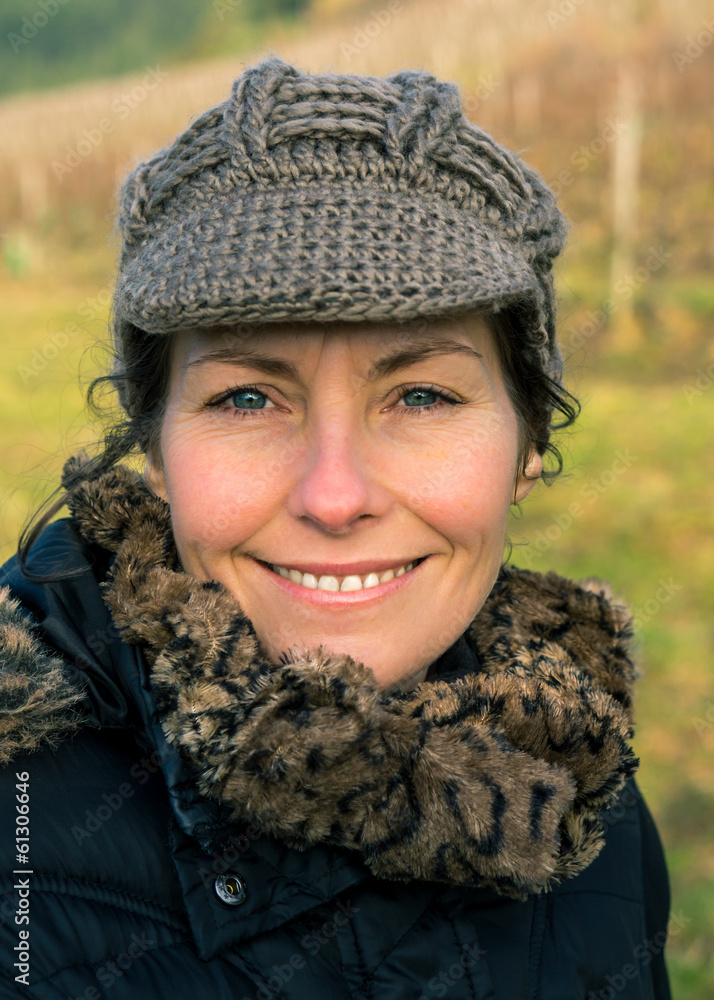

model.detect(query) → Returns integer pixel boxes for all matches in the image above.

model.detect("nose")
[287,415,386,535]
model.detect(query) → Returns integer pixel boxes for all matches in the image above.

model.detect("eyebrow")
[184,339,484,382]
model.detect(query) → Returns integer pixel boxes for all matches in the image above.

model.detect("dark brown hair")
[488,308,580,485]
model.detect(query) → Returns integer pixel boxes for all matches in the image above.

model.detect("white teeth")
[269,560,419,591]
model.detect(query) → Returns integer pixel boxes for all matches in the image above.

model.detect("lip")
[251,554,432,605]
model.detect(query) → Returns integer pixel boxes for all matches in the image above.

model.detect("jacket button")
[214,873,247,906]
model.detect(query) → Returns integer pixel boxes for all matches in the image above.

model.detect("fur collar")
[0,456,639,900]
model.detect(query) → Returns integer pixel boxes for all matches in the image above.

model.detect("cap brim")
[115,181,540,333]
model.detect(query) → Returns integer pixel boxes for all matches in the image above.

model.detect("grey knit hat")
[112,56,567,417]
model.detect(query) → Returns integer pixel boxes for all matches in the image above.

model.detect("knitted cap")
[112,56,567,416]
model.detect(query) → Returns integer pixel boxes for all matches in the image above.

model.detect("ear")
[143,450,169,503]
[512,449,543,505]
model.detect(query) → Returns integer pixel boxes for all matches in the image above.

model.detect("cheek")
[160,426,284,555]
[399,431,516,543]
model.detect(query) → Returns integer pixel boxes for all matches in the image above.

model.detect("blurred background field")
[1,0,712,993]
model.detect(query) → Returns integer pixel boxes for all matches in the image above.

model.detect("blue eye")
[207,385,271,418]
[401,387,441,408]
[394,384,460,415]
[228,388,267,411]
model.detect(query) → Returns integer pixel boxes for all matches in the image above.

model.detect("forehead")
[177,313,497,369]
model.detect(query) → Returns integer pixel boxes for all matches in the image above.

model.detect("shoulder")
[0,725,177,900]
[0,527,88,766]
[537,778,672,999]
[431,778,671,999]
[0,519,130,766]
[0,516,113,619]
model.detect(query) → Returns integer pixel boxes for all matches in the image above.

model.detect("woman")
[0,57,671,998]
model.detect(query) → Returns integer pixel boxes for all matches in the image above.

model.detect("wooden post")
[608,59,643,350]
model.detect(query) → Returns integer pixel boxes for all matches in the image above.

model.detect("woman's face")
[145,314,541,692]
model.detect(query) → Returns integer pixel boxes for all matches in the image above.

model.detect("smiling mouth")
[257,556,429,593]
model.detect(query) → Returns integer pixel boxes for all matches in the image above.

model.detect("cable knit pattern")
[111,56,568,421]
[0,456,642,900]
